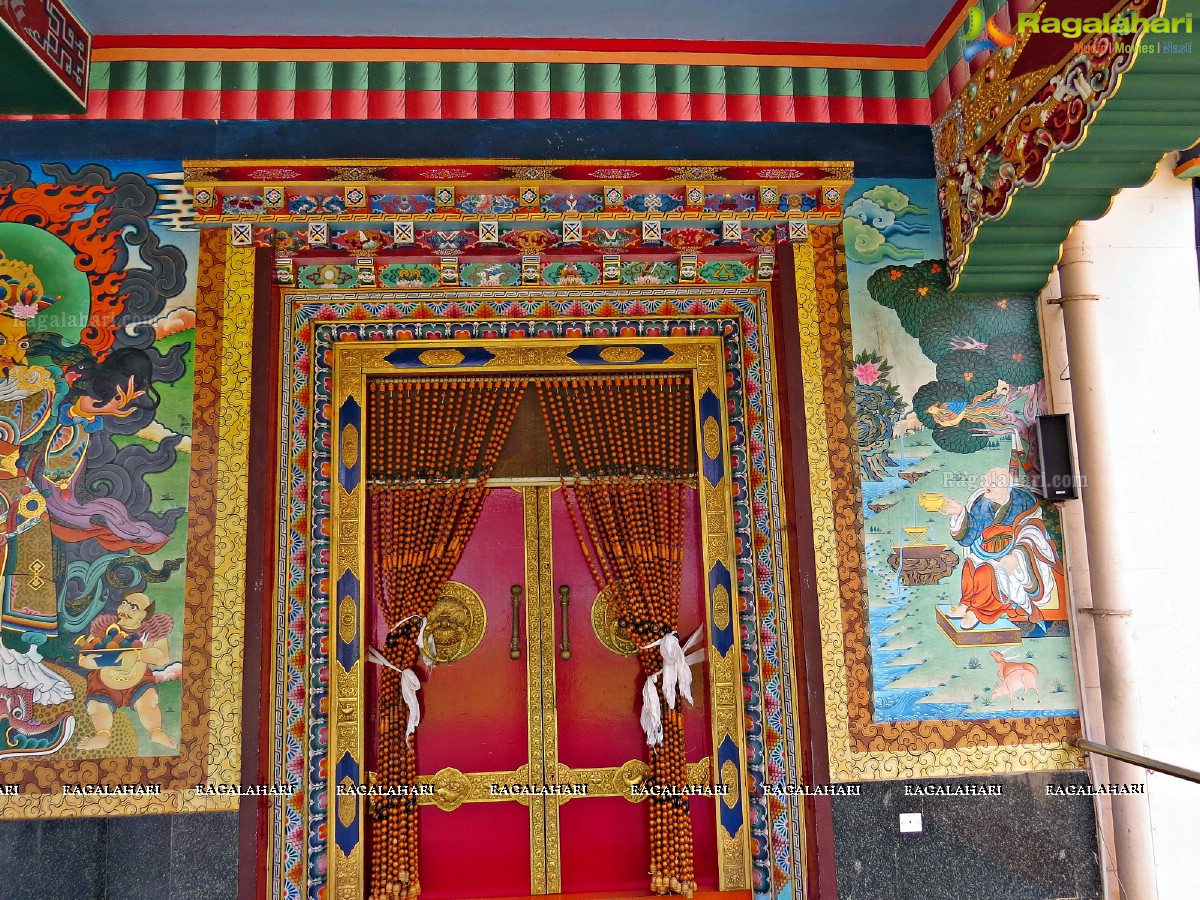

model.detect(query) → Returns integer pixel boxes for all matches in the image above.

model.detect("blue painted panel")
[0,123,938,180]
[383,345,496,368]
[717,734,744,838]
[338,396,361,492]
[566,342,673,366]
[334,751,361,855]
[699,388,724,488]
[709,559,734,657]
[336,568,360,671]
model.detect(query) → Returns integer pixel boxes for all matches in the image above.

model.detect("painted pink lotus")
[854,361,881,385]
[11,302,39,320]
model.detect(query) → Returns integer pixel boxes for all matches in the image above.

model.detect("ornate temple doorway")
[331,339,752,899]
[186,158,850,900]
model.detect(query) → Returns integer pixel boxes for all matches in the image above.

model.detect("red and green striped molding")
[73,60,934,123]
[7,0,1033,124]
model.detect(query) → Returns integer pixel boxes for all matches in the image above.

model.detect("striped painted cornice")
[75,61,938,123]
[6,0,1036,124]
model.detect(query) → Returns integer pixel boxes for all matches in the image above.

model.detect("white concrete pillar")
[1038,275,1118,898]
[1056,224,1157,899]
[1047,155,1200,899]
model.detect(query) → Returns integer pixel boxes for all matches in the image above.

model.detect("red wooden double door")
[372,483,718,898]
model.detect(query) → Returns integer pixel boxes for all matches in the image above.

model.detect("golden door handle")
[510,584,522,660]
[559,585,571,660]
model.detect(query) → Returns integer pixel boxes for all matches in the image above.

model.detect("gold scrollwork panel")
[525,484,560,894]
[554,758,713,805]
[415,765,534,811]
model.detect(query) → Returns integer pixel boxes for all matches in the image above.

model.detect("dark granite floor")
[0,811,238,900]
[0,771,1101,900]
[832,771,1103,900]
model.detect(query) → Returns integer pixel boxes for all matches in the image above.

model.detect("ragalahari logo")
[962,4,1016,61]
[960,3,1194,64]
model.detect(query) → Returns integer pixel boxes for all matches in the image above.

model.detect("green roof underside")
[0,23,85,115]
[955,0,1200,295]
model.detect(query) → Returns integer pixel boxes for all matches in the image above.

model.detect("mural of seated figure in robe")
[938,467,1066,633]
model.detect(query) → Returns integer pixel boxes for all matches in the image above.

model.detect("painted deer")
[989,650,1040,706]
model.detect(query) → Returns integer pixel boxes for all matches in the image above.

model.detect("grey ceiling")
[68,0,958,46]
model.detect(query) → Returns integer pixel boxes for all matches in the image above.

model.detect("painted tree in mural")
[853,351,907,481]
[0,161,190,758]
[866,258,1045,465]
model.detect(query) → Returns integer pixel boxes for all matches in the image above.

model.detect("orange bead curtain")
[366,377,527,900]
[536,375,698,897]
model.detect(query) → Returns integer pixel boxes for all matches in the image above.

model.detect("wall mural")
[844,177,1078,726]
[0,160,242,816]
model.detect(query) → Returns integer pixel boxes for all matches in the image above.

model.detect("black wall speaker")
[1033,414,1078,501]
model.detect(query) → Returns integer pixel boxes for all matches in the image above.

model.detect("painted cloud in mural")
[843,185,930,264]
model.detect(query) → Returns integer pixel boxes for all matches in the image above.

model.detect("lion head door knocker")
[423,581,487,664]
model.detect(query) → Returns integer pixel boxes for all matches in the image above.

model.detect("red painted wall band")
[726,94,762,123]
[549,91,586,119]
[34,86,926,123]
[583,91,622,120]
[477,90,515,119]
[183,89,221,119]
[655,92,691,120]
[142,89,183,119]
[513,90,550,119]
[405,89,442,118]
[332,89,369,119]
[366,90,405,119]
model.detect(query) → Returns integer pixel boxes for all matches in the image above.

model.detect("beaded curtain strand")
[366,377,528,900]
[536,375,697,898]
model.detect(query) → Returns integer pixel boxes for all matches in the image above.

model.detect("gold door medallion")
[590,585,638,657]
[424,581,487,664]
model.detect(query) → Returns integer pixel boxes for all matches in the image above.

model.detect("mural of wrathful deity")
[844,177,1078,724]
[0,160,196,765]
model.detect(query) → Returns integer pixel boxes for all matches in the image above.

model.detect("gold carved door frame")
[329,337,752,898]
